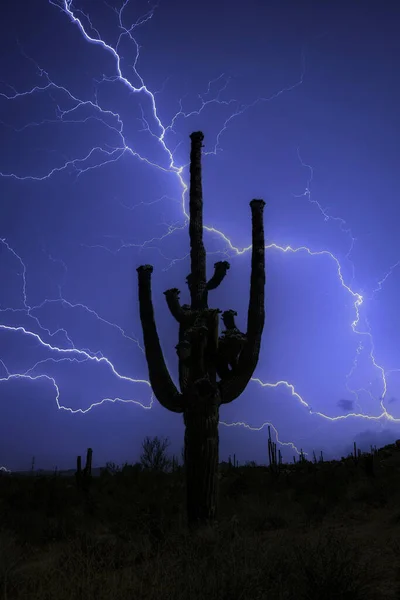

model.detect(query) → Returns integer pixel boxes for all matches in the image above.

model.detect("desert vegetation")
[1,436,400,599]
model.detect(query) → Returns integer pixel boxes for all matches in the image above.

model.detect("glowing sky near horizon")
[1,0,400,472]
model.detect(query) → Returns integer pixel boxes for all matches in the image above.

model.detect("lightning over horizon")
[1,0,400,472]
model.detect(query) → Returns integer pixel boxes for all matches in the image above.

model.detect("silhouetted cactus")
[84,447,93,478]
[228,453,238,469]
[267,425,282,476]
[136,131,266,528]
[75,447,92,491]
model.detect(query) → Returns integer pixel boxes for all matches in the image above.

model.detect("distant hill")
[5,467,104,478]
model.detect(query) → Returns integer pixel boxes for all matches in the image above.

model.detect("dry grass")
[0,525,387,600]
[1,446,400,599]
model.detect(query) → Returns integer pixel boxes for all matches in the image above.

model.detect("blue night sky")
[1,0,400,472]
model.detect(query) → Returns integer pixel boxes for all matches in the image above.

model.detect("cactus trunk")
[184,393,220,526]
[85,447,93,477]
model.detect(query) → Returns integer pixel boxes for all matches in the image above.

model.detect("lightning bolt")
[1,0,398,473]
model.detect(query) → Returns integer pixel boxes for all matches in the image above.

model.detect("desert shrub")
[140,436,172,473]
[349,481,388,507]
[287,528,383,600]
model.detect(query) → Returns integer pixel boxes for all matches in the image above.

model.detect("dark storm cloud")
[337,399,354,413]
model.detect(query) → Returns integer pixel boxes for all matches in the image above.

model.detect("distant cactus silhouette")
[84,447,93,478]
[137,131,266,528]
[75,447,93,490]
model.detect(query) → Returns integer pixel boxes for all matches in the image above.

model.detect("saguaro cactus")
[84,447,93,478]
[137,131,266,528]
[75,447,93,491]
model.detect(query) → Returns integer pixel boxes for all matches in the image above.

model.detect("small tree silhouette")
[105,461,121,475]
[140,435,171,472]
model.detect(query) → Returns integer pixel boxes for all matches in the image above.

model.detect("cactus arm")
[137,264,184,413]
[164,288,185,322]
[217,330,246,373]
[206,261,230,291]
[221,309,238,330]
[244,199,266,342]
[218,199,266,404]
[216,309,247,373]
[188,131,207,310]
[216,310,240,377]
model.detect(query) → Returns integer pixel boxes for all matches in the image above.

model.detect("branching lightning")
[1,0,399,472]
